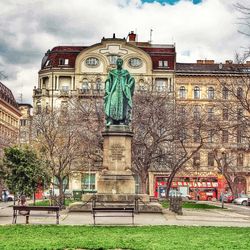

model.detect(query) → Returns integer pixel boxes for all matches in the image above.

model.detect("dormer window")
[159,60,168,68]
[59,58,69,65]
[45,60,51,67]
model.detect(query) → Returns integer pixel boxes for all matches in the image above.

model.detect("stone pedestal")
[97,125,135,194]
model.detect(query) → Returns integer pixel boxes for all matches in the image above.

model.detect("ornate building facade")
[33,33,250,199]
[0,82,21,155]
[33,32,176,193]
[0,82,21,195]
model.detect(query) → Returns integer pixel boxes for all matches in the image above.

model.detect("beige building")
[33,32,176,193]
[0,81,21,195]
[34,33,250,199]
[170,60,250,199]
[0,82,21,155]
[18,103,33,145]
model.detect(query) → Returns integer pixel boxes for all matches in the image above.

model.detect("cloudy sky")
[0,0,249,104]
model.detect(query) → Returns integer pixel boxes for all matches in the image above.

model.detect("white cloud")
[0,0,249,103]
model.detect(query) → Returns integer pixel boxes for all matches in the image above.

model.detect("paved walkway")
[1,201,250,227]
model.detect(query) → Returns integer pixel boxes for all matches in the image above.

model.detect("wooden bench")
[92,207,134,225]
[13,206,60,224]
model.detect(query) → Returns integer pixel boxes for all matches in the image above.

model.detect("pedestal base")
[97,174,135,194]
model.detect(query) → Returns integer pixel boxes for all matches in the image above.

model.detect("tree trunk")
[58,178,64,209]
[140,171,149,194]
[166,172,177,198]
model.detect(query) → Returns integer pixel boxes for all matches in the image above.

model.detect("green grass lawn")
[161,200,222,209]
[31,199,74,207]
[0,225,249,250]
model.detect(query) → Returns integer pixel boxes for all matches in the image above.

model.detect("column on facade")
[71,76,74,90]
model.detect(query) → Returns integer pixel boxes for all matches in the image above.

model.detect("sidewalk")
[1,202,250,226]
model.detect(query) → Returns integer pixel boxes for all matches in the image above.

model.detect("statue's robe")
[104,69,135,123]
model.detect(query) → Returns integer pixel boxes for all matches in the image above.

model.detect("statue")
[104,58,135,126]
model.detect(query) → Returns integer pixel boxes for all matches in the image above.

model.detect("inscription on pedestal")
[110,143,125,161]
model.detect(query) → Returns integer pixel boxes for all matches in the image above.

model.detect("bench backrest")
[92,207,134,212]
[13,206,60,211]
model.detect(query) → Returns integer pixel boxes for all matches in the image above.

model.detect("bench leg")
[12,210,17,224]
[132,212,134,225]
[26,215,29,224]
[93,212,96,226]
[56,212,59,224]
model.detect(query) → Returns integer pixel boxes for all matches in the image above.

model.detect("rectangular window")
[237,109,243,120]
[193,153,200,167]
[222,130,229,143]
[222,109,228,121]
[20,119,26,126]
[208,130,214,143]
[158,60,168,68]
[237,129,243,143]
[155,79,166,92]
[237,153,244,166]
[81,173,96,190]
[207,107,214,121]
[193,129,200,143]
[59,58,69,65]
[208,152,214,166]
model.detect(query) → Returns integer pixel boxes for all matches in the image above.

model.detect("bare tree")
[213,148,247,197]
[235,2,250,37]
[70,97,104,169]
[132,92,209,195]
[32,107,83,207]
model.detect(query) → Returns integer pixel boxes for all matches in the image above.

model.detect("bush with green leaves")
[2,146,50,197]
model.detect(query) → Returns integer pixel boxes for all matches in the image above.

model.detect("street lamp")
[220,147,226,209]
[195,159,200,201]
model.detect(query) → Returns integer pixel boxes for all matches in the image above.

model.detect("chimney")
[205,60,214,64]
[197,59,214,64]
[197,60,204,64]
[128,31,136,42]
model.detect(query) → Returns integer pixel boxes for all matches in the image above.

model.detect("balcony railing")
[33,88,49,97]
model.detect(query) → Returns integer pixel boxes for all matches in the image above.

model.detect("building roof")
[176,62,250,74]
[0,82,19,109]
[40,39,176,71]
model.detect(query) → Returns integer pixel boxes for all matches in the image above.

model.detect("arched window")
[82,79,89,93]
[138,80,147,92]
[207,87,214,99]
[95,78,102,91]
[194,86,200,99]
[222,86,228,99]
[179,86,186,98]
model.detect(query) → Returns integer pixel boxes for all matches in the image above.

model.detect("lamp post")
[221,147,226,209]
[195,159,200,201]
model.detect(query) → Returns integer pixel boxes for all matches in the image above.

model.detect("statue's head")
[116,58,123,69]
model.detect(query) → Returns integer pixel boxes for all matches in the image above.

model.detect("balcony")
[59,90,70,97]
[33,88,49,97]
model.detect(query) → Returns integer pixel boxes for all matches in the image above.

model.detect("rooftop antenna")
[149,29,153,43]
[19,93,23,103]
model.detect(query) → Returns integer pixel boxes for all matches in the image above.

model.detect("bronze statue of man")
[104,58,135,126]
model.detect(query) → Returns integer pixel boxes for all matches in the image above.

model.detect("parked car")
[169,189,191,200]
[233,194,250,206]
[1,191,14,201]
[43,189,72,199]
[222,193,235,203]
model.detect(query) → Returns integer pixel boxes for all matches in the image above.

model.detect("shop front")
[154,175,218,201]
